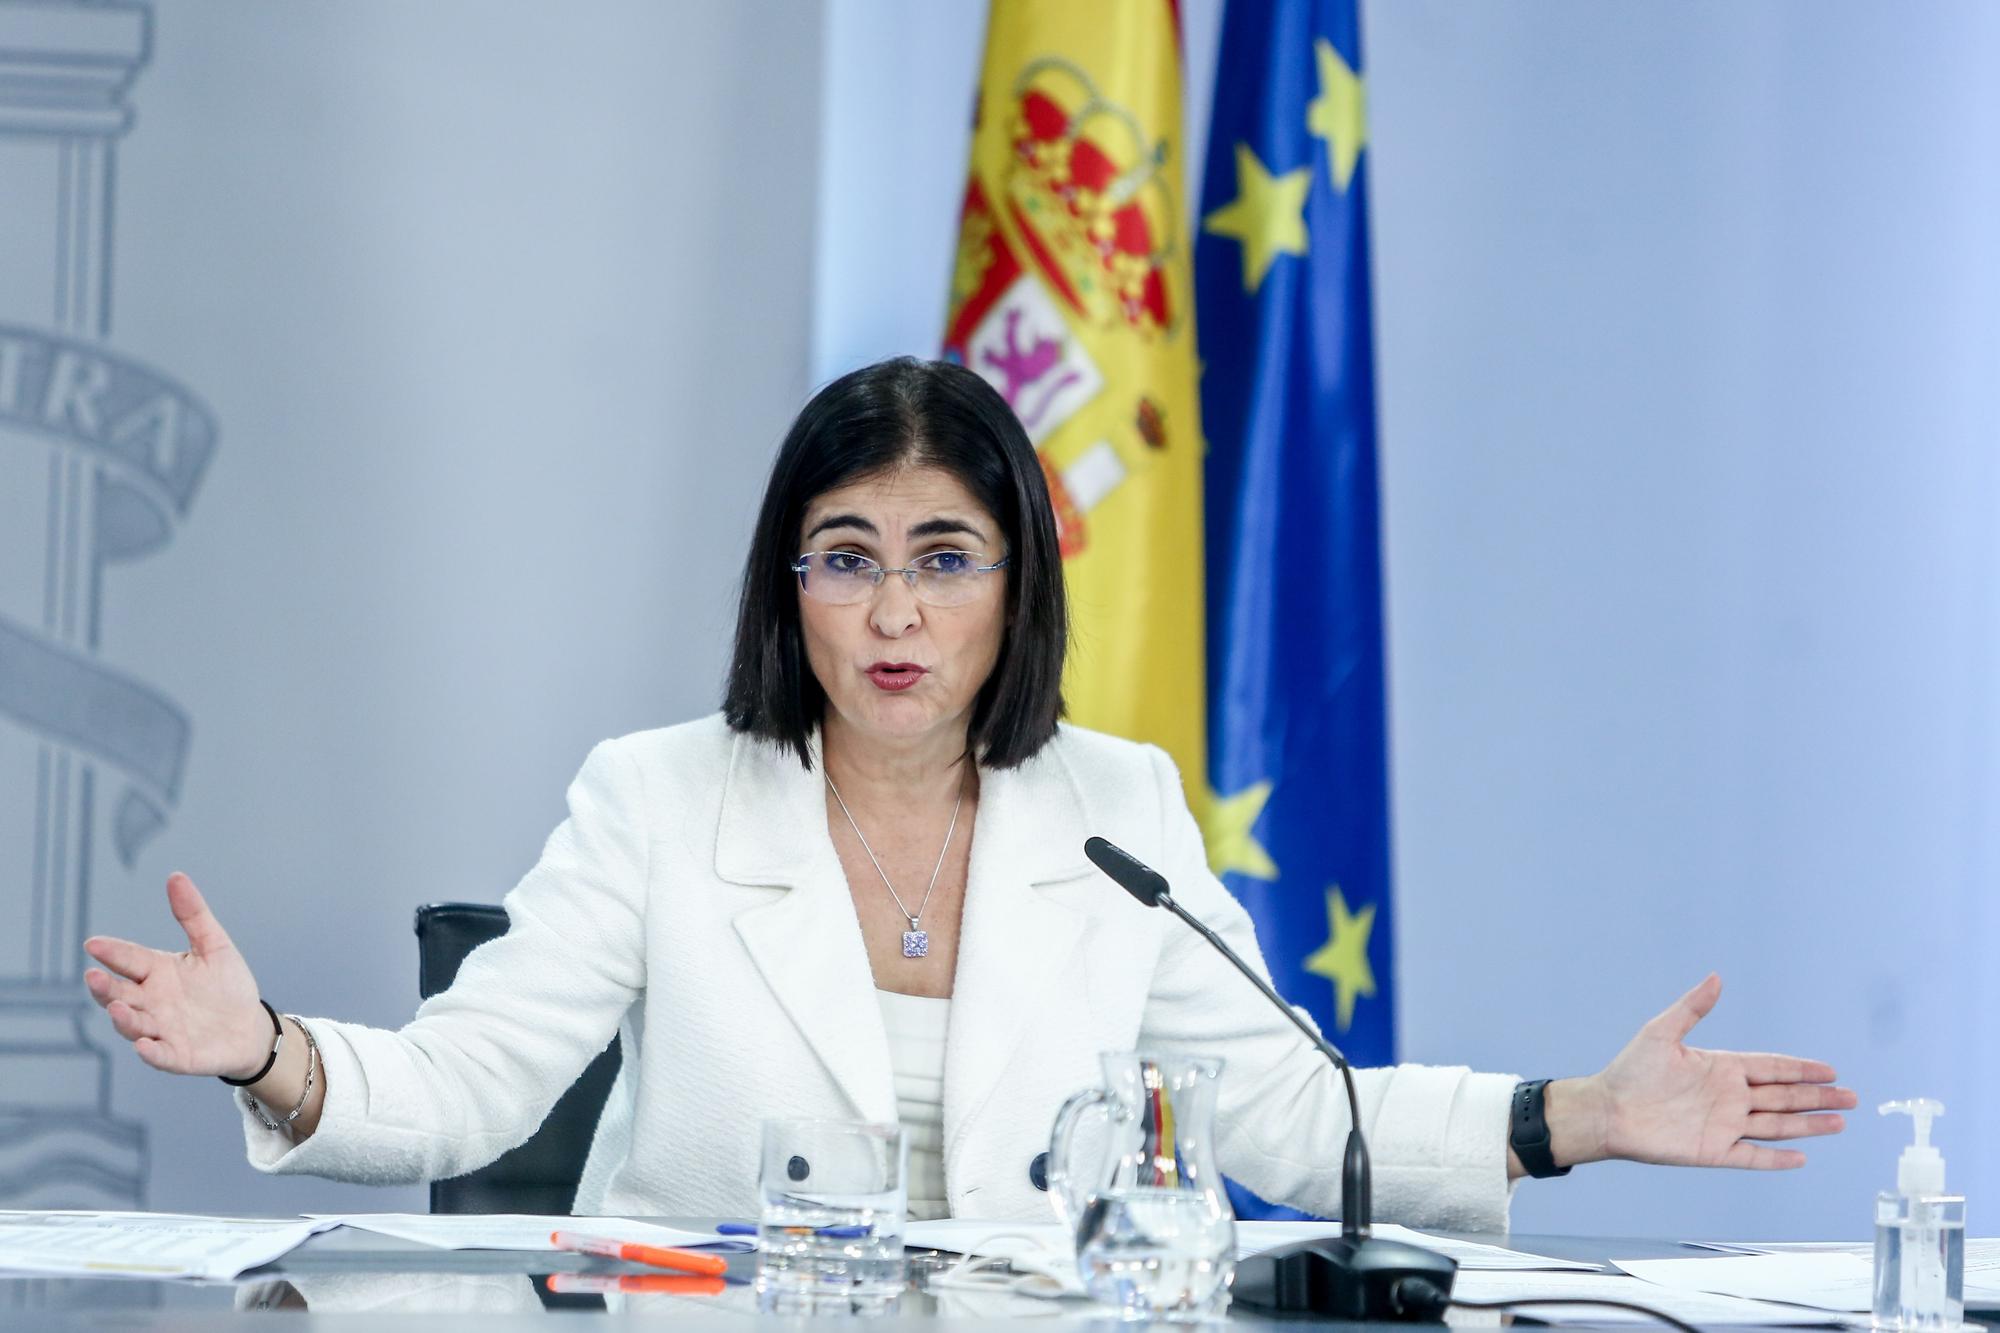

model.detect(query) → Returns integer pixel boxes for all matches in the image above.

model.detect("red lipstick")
[865,662,927,692]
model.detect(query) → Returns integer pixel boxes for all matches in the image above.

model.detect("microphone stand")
[1084,837,1457,1321]
[1148,891,1373,1241]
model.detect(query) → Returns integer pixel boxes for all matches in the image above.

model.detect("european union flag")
[1197,0,1391,1089]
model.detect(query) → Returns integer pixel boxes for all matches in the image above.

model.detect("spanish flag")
[943,0,1207,803]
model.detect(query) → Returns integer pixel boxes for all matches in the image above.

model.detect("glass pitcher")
[1047,1052,1236,1319]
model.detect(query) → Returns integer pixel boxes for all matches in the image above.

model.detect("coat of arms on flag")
[945,3,1209,806]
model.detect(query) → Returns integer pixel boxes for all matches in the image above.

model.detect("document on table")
[0,1211,337,1281]
[1452,1269,1854,1325]
[1685,1241,1871,1256]
[309,1214,728,1252]
[1691,1238,2000,1277]
[1960,1241,2000,1301]
[1614,1253,1876,1312]
[1617,1243,2000,1311]
[902,1217,1593,1272]
[1233,1221,1597,1271]
[903,1218,1067,1259]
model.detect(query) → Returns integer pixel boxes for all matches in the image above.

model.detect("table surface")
[0,1219,1971,1332]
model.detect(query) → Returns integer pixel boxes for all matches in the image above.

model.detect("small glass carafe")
[1047,1052,1235,1320]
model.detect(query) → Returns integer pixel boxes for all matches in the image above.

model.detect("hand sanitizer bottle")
[1873,1099,1966,1331]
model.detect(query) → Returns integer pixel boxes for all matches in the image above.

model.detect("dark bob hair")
[723,356,1068,769]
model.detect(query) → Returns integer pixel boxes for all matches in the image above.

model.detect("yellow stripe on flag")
[944,0,1209,813]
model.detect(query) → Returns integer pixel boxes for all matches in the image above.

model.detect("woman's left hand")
[1538,973,1857,1174]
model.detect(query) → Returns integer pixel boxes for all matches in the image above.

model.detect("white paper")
[1690,1239,1998,1260]
[903,1218,1068,1259]
[1690,1241,1870,1254]
[902,1217,1592,1275]
[1619,1242,2000,1310]
[1452,1268,1854,1325]
[1698,1238,2000,1270]
[1615,1253,1876,1313]
[309,1213,727,1253]
[0,1211,336,1281]
[1232,1220,1597,1271]
[1966,1239,2000,1291]
[1683,1241,1869,1256]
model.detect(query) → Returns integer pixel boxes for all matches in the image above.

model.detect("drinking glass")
[754,1118,908,1314]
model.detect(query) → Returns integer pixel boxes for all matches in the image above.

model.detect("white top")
[875,989,951,1220]
[238,714,1522,1230]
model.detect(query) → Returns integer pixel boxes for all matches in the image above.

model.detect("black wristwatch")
[1509,1078,1572,1179]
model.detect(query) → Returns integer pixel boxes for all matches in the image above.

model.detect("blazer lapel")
[941,743,1095,1164]
[719,732,898,1125]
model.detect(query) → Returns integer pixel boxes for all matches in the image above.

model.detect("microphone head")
[1084,836,1170,907]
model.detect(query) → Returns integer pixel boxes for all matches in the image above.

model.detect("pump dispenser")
[1884,1100,1946,1196]
[1874,1099,1966,1331]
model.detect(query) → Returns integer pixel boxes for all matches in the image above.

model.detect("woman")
[81,357,1853,1229]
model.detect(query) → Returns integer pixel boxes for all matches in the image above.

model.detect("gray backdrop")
[1,0,820,1219]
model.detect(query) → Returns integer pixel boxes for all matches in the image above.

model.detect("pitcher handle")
[1047,1087,1111,1230]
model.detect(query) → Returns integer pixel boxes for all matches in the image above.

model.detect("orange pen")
[545,1271,726,1296]
[548,1231,731,1278]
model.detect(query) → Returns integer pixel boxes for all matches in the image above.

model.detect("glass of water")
[754,1118,908,1315]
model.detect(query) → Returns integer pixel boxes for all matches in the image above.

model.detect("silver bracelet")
[241,1016,318,1132]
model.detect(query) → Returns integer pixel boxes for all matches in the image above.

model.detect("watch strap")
[1510,1078,1572,1179]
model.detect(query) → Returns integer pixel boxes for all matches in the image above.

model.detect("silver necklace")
[825,773,963,959]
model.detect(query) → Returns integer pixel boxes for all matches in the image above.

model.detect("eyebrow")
[804,514,988,543]
[805,513,875,540]
[910,517,987,542]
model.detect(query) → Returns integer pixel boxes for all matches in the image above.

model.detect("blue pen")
[717,1222,870,1238]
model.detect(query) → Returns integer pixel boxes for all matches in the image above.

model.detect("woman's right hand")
[83,872,273,1080]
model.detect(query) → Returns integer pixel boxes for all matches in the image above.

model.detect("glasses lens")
[799,552,876,604]
[912,552,992,607]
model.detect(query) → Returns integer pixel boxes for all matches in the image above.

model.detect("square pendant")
[901,930,930,958]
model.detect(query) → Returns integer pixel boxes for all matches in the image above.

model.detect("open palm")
[82,872,271,1080]
[1596,974,1855,1170]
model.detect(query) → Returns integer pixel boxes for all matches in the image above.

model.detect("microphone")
[1084,835,1457,1322]
[1087,836,1172,906]
[1085,837,1370,1231]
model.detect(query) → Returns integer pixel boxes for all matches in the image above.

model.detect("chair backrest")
[413,903,623,1215]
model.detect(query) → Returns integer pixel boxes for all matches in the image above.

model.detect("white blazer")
[242,714,1521,1230]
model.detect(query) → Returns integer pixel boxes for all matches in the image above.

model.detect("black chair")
[413,903,623,1215]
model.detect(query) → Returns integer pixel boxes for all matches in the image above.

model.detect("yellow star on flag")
[1202,143,1310,293]
[1198,779,1278,881]
[1306,37,1367,192]
[1302,886,1377,1032]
